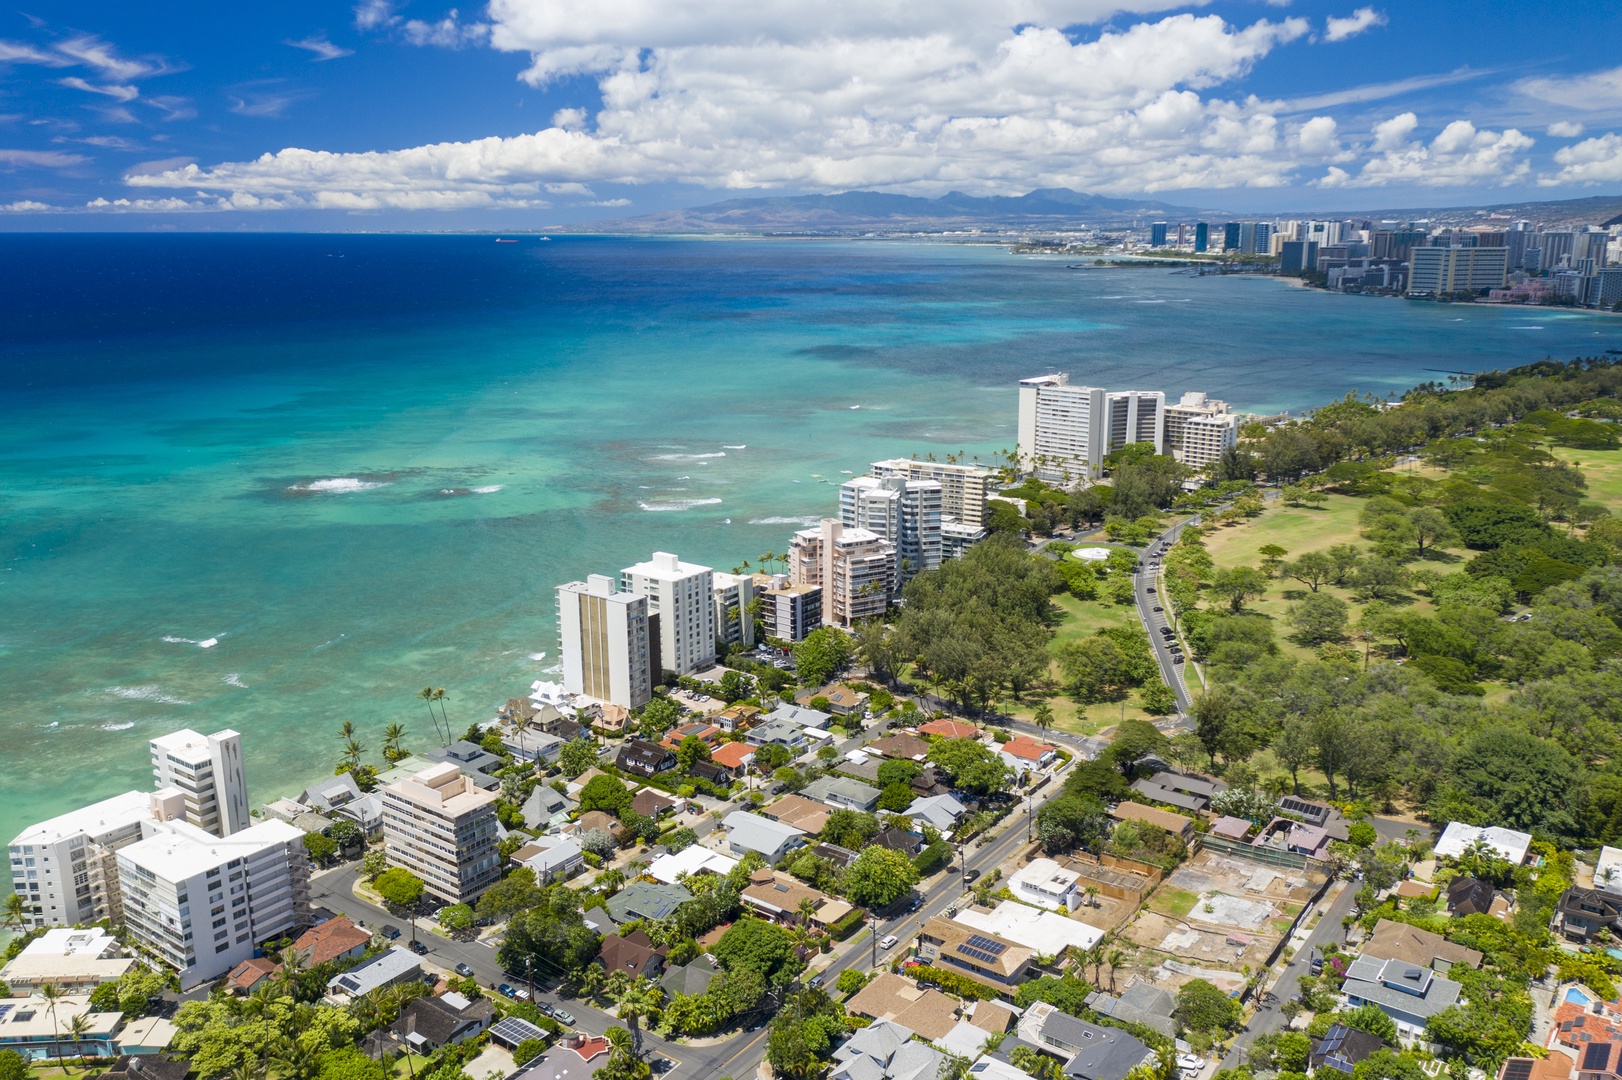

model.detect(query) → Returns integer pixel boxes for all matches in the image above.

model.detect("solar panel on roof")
[489,1017,548,1049]
[957,944,1002,965]
[965,934,1007,955]
[1502,1061,1533,1080]
[1584,1042,1614,1071]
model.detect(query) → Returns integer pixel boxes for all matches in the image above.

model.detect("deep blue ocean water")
[3,232,1619,842]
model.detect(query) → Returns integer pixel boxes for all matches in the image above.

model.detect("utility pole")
[526,956,534,1003]
[956,842,967,893]
[870,914,879,970]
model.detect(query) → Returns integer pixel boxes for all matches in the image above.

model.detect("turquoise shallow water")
[3,233,1619,845]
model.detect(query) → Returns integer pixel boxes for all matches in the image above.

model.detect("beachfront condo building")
[621,551,717,678]
[1018,374,1106,483]
[789,520,894,628]
[380,762,501,904]
[753,575,822,641]
[870,458,992,528]
[1105,391,1165,456]
[116,811,310,989]
[1164,392,1240,471]
[712,571,757,650]
[8,791,155,930]
[839,475,943,582]
[150,728,251,837]
[1408,247,1509,296]
[557,575,654,709]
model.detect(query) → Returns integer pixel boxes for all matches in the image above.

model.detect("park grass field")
[1553,446,1622,511]
[1001,587,1160,735]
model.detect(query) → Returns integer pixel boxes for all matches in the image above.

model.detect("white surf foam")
[99,721,136,731]
[106,685,190,705]
[223,674,247,688]
[290,478,390,493]
[529,652,548,662]
[650,452,727,461]
[471,485,503,493]
[750,515,822,526]
[639,498,724,511]
[162,635,200,644]
[1511,325,1545,330]
[723,445,747,450]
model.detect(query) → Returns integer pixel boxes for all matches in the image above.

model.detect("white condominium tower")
[150,728,250,837]
[711,571,757,650]
[1164,392,1239,470]
[8,791,155,929]
[789,519,894,628]
[870,458,992,528]
[556,575,654,709]
[839,475,943,581]
[1017,374,1106,482]
[621,551,717,677]
[1105,391,1165,455]
[380,762,501,904]
[116,810,310,989]
[1407,246,1510,295]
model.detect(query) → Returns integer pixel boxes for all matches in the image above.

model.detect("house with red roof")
[919,719,979,740]
[1000,736,1057,770]
[711,742,757,773]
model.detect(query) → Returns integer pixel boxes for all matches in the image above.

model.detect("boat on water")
[495,238,518,243]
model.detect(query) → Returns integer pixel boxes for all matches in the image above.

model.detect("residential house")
[422,740,505,789]
[661,722,722,752]
[1252,818,1331,860]
[595,929,666,979]
[811,843,859,870]
[916,917,1036,997]
[0,994,123,1061]
[1574,1041,1622,1080]
[605,881,692,924]
[762,794,833,834]
[300,773,384,837]
[1130,770,1225,814]
[511,836,585,885]
[919,719,978,740]
[631,789,678,819]
[292,916,372,967]
[1497,1057,1572,1080]
[1596,846,1622,892]
[819,685,869,717]
[582,704,631,736]
[1340,954,1463,1044]
[1017,1002,1155,1080]
[745,717,807,750]
[845,971,960,1040]
[869,734,930,761]
[955,900,1104,957]
[325,947,426,1004]
[1310,1023,1386,1075]
[874,827,922,855]
[722,812,808,862]
[803,776,883,812]
[710,742,757,774]
[830,1020,948,1080]
[498,729,564,764]
[1277,794,1351,842]
[1007,859,1085,913]
[690,760,734,786]
[1434,822,1533,866]
[1001,737,1057,773]
[1551,1003,1622,1054]
[1083,983,1176,1039]
[1361,919,1483,973]
[906,794,968,833]
[226,957,279,994]
[569,810,628,842]
[740,869,855,929]
[566,767,611,798]
[1560,888,1622,943]
[1448,877,1499,918]
[767,704,834,730]
[660,958,719,998]
[0,928,137,995]
[520,785,574,830]
[1209,817,1252,841]
[647,845,738,885]
[715,704,763,732]
[393,991,494,1053]
[511,1034,612,1080]
[616,739,677,778]
[910,764,952,799]
[1108,802,1195,844]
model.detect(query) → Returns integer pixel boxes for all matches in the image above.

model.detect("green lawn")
[1003,589,1161,735]
[1150,887,1200,918]
[1553,447,1622,511]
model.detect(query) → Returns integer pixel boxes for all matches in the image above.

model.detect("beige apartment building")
[789,519,894,628]
[556,574,653,709]
[380,763,501,903]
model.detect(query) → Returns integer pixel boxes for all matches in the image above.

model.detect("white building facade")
[1408,247,1510,295]
[839,475,943,582]
[621,551,717,677]
[380,762,502,903]
[8,791,154,930]
[870,458,992,528]
[1018,374,1107,482]
[1104,391,1165,455]
[789,520,894,628]
[711,571,757,649]
[557,575,653,709]
[150,728,251,837]
[1163,392,1239,471]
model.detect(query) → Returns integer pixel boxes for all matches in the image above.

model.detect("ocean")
[2,232,1618,844]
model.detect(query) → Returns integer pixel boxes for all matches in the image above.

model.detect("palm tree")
[270,1035,323,1080]
[575,963,605,999]
[431,688,451,743]
[276,945,308,995]
[615,976,664,1053]
[67,1013,93,1067]
[382,723,407,764]
[1033,702,1054,739]
[343,737,366,770]
[797,897,819,928]
[1,891,26,932]
[416,687,445,744]
[1106,949,1125,993]
[231,1054,267,1080]
[39,981,63,1064]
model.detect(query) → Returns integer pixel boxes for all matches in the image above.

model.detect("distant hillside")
[1316,194,1622,228]
[557,188,1233,234]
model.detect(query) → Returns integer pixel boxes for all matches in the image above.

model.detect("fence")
[1194,833,1311,870]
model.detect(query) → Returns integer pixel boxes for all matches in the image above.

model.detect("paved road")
[1134,517,1199,714]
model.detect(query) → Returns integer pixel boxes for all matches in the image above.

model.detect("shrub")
[910,964,997,1000]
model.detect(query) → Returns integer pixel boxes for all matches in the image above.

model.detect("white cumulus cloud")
[1320,114,1533,187]
[1322,7,1386,42]
[1547,120,1584,138]
[1544,133,1622,185]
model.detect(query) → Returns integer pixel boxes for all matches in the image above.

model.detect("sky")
[2,0,1621,229]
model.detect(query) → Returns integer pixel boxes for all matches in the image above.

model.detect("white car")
[879,934,899,950]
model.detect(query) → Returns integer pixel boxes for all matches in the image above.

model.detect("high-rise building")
[116,814,310,989]
[380,762,501,904]
[1163,392,1239,471]
[8,792,155,929]
[711,571,757,650]
[621,552,717,677]
[1176,223,1187,248]
[556,575,653,709]
[149,729,250,838]
[1304,221,1342,248]
[839,475,943,582]
[1017,374,1106,483]
[1251,222,1273,255]
[1537,230,1576,270]
[1104,391,1165,455]
[1280,241,1319,274]
[870,458,991,528]
[753,575,822,642]
[788,520,894,628]
[1193,222,1209,253]
[1222,222,1241,252]
[1592,267,1622,310]
[1408,247,1509,295]
[1149,222,1168,248]
[1577,229,1611,268]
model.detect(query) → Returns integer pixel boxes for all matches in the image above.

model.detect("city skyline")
[1,0,1620,228]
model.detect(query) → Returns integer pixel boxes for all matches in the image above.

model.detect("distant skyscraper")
[1280,241,1319,274]
[1408,247,1509,295]
[1223,222,1241,252]
[1252,222,1273,255]
[1193,222,1209,253]
[1176,223,1187,248]
[1150,222,1168,248]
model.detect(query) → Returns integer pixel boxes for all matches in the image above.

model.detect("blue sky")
[2,0,1621,228]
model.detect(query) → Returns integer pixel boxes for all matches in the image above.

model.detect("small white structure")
[1433,822,1533,866]
[647,846,739,885]
[1070,548,1111,562]
[1009,857,1084,912]
[1595,846,1622,890]
[0,928,137,994]
[954,900,1104,956]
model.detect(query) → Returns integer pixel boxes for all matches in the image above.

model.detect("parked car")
[536,1001,555,1017]
[807,975,823,989]
[498,984,516,998]
[879,934,899,950]
[964,869,982,883]
[652,1058,676,1074]
[455,962,475,977]
[1173,655,1184,664]
[408,939,429,955]
[380,925,402,940]
[554,1010,575,1025]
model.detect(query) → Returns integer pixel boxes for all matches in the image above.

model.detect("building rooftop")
[631,789,678,818]
[762,794,833,833]
[710,742,757,769]
[921,916,1033,982]
[1434,822,1533,865]
[118,817,302,880]
[293,917,373,967]
[1362,919,1483,971]
[1342,954,1462,1019]
[597,929,665,975]
[384,762,499,818]
[722,811,807,853]
[1002,736,1056,762]
[740,870,853,927]
[768,704,834,729]
[906,794,968,829]
[605,881,692,924]
[1209,816,1252,840]
[623,551,712,582]
[954,901,1103,956]
[646,846,738,885]
[919,719,979,740]
[868,735,930,761]
[1108,801,1192,835]
[327,947,423,998]
[803,776,882,808]
[10,789,154,846]
[847,972,961,1040]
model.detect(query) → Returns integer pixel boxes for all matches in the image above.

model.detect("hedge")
[909,964,999,1001]
[913,840,953,877]
[827,907,868,940]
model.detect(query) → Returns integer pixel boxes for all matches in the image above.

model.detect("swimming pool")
[1567,988,1593,1006]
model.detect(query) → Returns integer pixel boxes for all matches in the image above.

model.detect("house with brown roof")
[569,810,628,842]
[294,916,373,968]
[1108,801,1194,844]
[689,760,735,786]
[715,704,763,732]
[739,868,855,929]
[919,719,978,740]
[661,722,723,751]
[1498,1056,1572,1080]
[595,929,667,979]
[846,971,960,1039]
[869,734,930,761]
[582,703,631,734]
[1361,918,1483,973]
[631,789,678,819]
[762,794,832,834]
[226,956,279,993]
[821,685,870,716]
[874,827,922,855]
[915,916,1036,998]
[1551,1000,1622,1052]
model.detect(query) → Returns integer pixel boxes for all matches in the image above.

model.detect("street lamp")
[526,956,534,1003]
